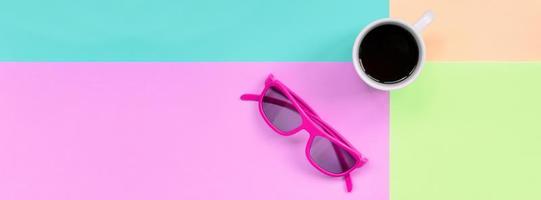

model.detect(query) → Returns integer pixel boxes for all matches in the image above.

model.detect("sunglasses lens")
[262,87,302,132]
[309,136,357,174]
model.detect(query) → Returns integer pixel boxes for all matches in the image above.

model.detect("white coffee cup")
[352,11,434,91]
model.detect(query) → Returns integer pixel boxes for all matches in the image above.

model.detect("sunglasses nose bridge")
[303,121,323,137]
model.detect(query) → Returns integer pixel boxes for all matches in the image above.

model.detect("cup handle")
[413,10,434,32]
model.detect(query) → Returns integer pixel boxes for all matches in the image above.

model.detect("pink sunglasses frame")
[241,74,367,192]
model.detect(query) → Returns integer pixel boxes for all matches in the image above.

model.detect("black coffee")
[358,24,419,83]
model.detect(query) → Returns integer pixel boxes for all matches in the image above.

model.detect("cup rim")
[352,18,426,91]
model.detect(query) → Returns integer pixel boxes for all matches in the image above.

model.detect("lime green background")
[391,62,541,200]
[0,0,387,61]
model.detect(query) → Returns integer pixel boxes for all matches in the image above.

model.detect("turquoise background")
[0,0,387,61]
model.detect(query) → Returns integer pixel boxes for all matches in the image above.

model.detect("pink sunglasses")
[241,74,367,192]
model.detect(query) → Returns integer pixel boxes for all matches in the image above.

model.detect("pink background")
[0,62,388,199]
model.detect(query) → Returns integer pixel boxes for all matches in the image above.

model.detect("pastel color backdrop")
[0,62,389,200]
[0,0,387,61]
[391,0,541,60]
[391,62,541,200]
[2,0,541,199]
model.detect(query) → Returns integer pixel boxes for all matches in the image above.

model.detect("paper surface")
[391,0,541,60]
[0,62,389,200]
[0,0,387,61]
[391,62,541,200]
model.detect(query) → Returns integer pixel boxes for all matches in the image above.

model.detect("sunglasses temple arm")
[240,94,259,101]
[345,173,353,192]
[289,90,319,117]
[241,90,318,117]
[244,95,300,113]
[241,92,318,119]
